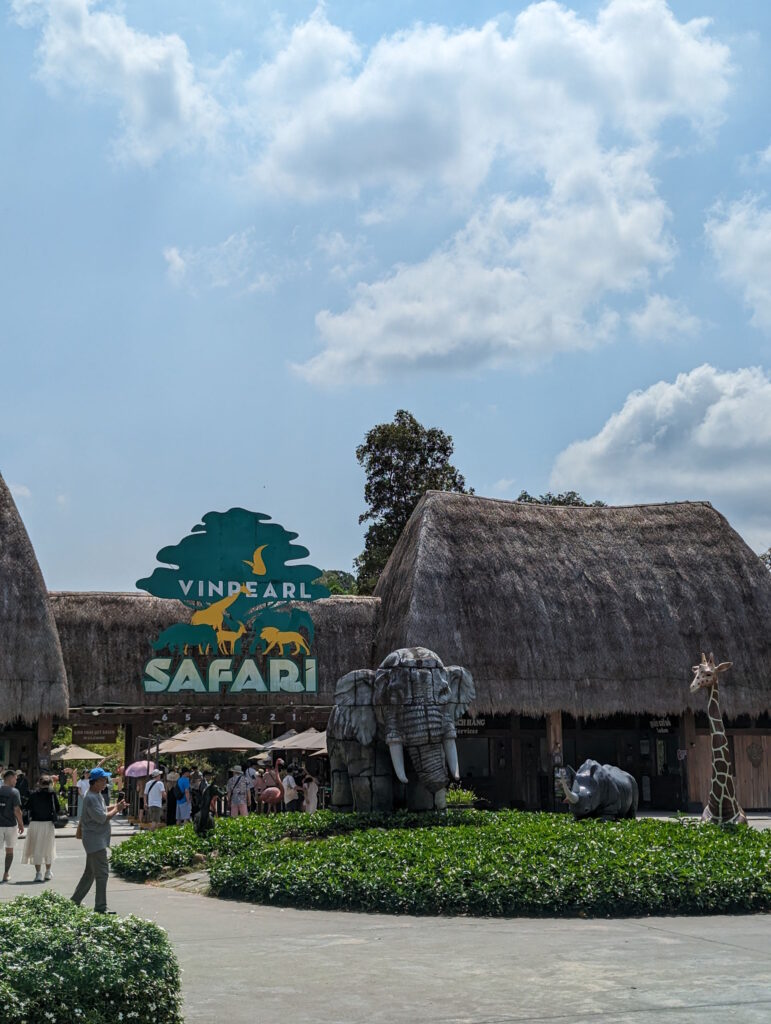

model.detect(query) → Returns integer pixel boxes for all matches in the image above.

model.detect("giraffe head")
[690,652,732,693]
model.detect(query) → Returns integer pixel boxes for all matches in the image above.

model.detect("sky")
[1,0,770,591]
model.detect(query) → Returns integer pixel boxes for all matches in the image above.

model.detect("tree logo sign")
[137,508,329,695]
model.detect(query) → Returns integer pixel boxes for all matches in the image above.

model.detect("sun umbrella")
[274,728,327,751]
[50,743,102,761]
[125,759,156,777]
[158,724,264,754]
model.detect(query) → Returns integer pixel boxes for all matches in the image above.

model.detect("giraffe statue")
[689,653,746,825]
[191,584,247,632]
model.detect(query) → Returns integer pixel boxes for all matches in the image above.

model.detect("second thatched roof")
[0,473,68,725]
[374,492,771,718]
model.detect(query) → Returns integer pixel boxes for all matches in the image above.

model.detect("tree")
[516,489,606,507]
[355,410,472,593]
[317,570,357,595]
[760,549,771,572]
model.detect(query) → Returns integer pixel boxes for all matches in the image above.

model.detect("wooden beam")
[546,711,563,765]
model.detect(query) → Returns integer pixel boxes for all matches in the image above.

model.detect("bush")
[112,810,771,918]
[0,891,183,1024]
[111,822,208,880]
[446,785,476,807]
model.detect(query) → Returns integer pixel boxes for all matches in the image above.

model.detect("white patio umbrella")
[50,743,102,761]
[158,724,264,754]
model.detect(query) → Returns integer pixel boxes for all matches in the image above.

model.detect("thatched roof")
[0,473,69,725]
[50,592,379,709]
[374,492,771,718]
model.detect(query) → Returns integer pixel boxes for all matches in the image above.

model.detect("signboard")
[648,717,672,734]
[457,716,486,736]
[73,725,118,745]
[137,508,329,695]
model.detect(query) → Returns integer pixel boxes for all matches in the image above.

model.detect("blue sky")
[2,0,770,590]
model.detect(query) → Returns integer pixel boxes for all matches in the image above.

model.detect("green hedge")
[112,811,771,917]
[0,891,183,1024]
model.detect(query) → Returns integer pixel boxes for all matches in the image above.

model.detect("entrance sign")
[137,508,329,694]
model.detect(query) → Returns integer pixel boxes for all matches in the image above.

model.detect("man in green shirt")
[71,767,125,913]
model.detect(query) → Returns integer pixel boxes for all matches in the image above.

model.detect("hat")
[89,767,111,782]
[150,769,162,777]
[230,764,243,774]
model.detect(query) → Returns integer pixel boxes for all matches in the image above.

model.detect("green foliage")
[355,410,472,593]
[317,569,357,594]
[516,490,606,507]
[0,891,183,1024]
[445,785,477,807]
[112,811,771,918]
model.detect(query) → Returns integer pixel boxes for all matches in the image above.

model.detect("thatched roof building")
[0,473,68,725]
[51,592,379,710]
[374,492,771,719]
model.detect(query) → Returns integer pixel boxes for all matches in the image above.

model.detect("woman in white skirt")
[22,776,59,881]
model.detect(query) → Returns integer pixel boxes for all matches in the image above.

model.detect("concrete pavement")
[1,832,770,1023]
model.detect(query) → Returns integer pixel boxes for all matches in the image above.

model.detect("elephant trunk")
[560,774,579,805]
[407,742,448,794]
[388,741,408,784]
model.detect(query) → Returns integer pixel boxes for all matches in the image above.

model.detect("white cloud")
[163,230,276,293]
[9,482,32,499]
[550,364,771,550]
[250,1,730,199]
[706,195,771,331]
[315,231,369,280]
[287,1,730,383]
[628,294,701,340]
[12,0,223,164]
[298,149,674,383]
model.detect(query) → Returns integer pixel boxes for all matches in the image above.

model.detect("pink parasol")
[124,760,156,778]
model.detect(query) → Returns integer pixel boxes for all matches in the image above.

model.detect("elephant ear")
[328,669,377,745]
[446,666,476,721]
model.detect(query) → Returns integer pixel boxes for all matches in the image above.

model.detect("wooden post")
[546,711,563,765]
[681,710,700,810]
[546,711,563,811]
[36,714,53,778]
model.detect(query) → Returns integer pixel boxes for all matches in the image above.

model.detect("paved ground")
[1,830,770,1024]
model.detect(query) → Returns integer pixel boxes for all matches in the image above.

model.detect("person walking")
[22,776,59,881]
[71,767,126,914]
[0,769,24,883]
[302,773,319,813]
[143,770,166,830]
[76,769,90,819]
[175,768,192,824]
[165,766,179,826]
[226,765,249,817]
[282,764,301,812]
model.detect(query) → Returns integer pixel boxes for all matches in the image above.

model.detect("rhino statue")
[559,759,638,820]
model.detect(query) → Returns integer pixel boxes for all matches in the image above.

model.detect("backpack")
[172,782,184,801]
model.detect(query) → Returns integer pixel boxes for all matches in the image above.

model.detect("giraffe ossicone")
[690,653,747,826]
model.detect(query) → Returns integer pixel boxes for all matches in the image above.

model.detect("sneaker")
[44,870,52,881]
[34,872,43,882]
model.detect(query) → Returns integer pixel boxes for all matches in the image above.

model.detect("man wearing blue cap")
[71,767,125,913]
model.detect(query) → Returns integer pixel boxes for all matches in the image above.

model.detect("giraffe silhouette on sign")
[690,653,747,825]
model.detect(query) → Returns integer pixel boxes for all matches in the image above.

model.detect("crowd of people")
[0,768,64,883]
[137,759,320,827]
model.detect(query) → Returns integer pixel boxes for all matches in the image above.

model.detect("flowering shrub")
[0,891,183,1024]
[112,811,771,917]
[445,785,477,807]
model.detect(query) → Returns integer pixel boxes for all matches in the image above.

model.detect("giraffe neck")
[705,682,743,824]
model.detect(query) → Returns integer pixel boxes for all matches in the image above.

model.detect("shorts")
[147,806,162,824]
[1,825,18,849]
[176,801,191,823]
[230,802,248,817]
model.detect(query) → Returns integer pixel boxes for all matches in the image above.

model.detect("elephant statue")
[559,759,638,820]
[327,647,475,813]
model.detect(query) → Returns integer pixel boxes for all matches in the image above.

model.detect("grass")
[0,891,183,1024]
[111,810,771,918]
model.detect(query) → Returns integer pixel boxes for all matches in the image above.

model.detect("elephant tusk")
[388,741,409,784]
[560,775,579,805]
[443,737,460,780]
